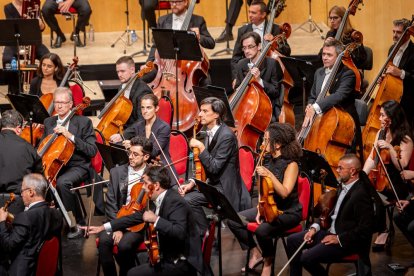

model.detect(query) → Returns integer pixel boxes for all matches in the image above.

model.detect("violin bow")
[277,239,307,276]
[85,177,96,238]
[150,132,183,193]
[70,179,110,191]
[48,183,76,228]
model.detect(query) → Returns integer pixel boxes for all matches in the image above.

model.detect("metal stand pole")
[293,0,324,39]
[212,0,233,57]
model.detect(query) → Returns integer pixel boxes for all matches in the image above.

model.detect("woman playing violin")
[29,53,65,97]
[228,123,302,276]
[363,100,413,249]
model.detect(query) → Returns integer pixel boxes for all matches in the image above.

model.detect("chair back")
[202,220,216,264]
[169,130,189,176]
[36,236,59,276]
[69,80,85,115]
[297,173,312,222]
[158,96,174,127]
[92,130,105,175]
[239,146,255,193]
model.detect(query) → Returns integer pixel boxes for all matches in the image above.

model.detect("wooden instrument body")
[258,176,282,223]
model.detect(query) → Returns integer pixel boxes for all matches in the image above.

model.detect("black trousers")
[42,0,92,36]
[139,0,158,29]
[56,166,89,225]
[98,230,144,276]
[226,0,253,27]
[127,260,197,276]
[227,207,301,258]
[394,202,414,248]
[183,190,209,237]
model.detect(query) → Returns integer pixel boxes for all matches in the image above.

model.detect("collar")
[324,67,333,75]
[173,10,187,22]
[252,21,265,31]
[206,124,220,139]
[399,39,410,53]
[341,178,358,193]
[57,112,71,125]
[128,165,146,177]
[26,200,44,211]
[154,189,168,210]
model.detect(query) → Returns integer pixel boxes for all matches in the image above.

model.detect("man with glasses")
[286,154,375,276]
[97,136,152,276]
[0,173,62,275]
[40,87,97,239]
[0,110,43,215]
[233,31,282,121]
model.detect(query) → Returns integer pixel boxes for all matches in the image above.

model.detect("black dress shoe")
[67,226,84,239]
[215,29,234,43]
[73,35,85,47]
[52,36,66,48]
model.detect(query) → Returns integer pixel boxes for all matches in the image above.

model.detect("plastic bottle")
[130,30,137,43]
[89,24,95,42]
[11,57,17,71]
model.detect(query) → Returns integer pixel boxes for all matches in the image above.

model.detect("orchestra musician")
[98,136,152,276]
[385,18,414,126]
[0,173,62,276]
[0,110,43,215]
[113,56,153,128]
[142,0,215,84]
[41,0,92,48]
[138,0,158,30]
[2,0,50,94]
[303,39,362,156]
[84,165,204,276]
[233,31,282,121]
[231,1,290,80]
[179,97,251,236]
[227,123,302,276]
[363,100,413,251]
[29,53,66,97]
[287,154,375,276]
[318,6,367,69]
[40,87,97,239]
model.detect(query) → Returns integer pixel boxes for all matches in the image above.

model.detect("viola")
[144,183,160,266]
[96,62,154,144]
[37,97,90,187]
[3,193,16,229]
[192,118,205,181]
[116,181,149,232]
[368,128,392,192]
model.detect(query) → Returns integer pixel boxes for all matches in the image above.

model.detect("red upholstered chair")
[169,130,189,177]
[36,236,60,276]
[157,96,174,128]
[239,146,255,194]
[49,7,87,47]
[68,80,85,115]
[324,253,359,273]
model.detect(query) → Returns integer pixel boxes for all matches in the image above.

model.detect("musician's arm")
[390,136,413,169]
[74,119,97,158]
[199,133,235,175]
[198,17,215,50]
[151,123,170,159]
[0,212,30,254]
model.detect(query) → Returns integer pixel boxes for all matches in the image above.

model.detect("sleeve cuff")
[104,222,112,233]
[401,69,406,80]
[337,235,343,247]
[312,103,322,115]
[310,223,320,232]
[70,134,75,144]
[154,216,160,227]
[259,79,264,88]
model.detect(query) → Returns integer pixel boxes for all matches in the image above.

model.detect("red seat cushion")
[342,254,359,262]
[239,146,254,192]
[36,237,59,276]
[247,222,259,233]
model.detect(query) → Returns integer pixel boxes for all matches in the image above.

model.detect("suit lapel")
[165,14,173,29]
[68,116,78,138]
[315,69,325,96]
[208,125,222,151]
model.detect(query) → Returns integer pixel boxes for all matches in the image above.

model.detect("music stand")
[193,85,235,128]
[0,19,41,93]
[152,29,203,130]
[96,142,129,171]
[195,179,244,276]
[300,149,338,188]
[7,94,49,145]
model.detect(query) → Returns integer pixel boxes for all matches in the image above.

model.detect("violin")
[192,118,205,181]
[116,181,149,232]
[3,193,16,229]
[144,183,160,266]
[255,143,283,223]
[37,97,91,186]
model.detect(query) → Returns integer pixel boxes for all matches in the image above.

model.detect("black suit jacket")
[124,79,153,128]
[199,124,247,211]
[231,21,291,78]
[0,130,43,193]
[42,115,97,170]
[105,164,129,220]
[0,201,62,276]
[234,57,282,112]
[110,189,203,274]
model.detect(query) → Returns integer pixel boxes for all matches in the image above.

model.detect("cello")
[96,62,154,144]
[297,43,360,173]
[37,97,90,186]
[149,0,210,133]
[360,20,414,160]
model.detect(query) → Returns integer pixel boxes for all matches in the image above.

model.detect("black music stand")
[152,29,203,130]
[6,94,49,145]
[0,19,41,93]
[195,179,245,276]
[193,85,235,128]
[300,149,338,188]
[96,142,129,171]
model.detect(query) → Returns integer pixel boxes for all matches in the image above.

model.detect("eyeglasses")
[20,187,31,194]
[53,101,71,105]
[328,16,340,21]
[242,45,257,51]
[127,150,145,158]
[170,0,184,5]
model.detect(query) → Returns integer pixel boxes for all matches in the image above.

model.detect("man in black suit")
[0,110,43,215]
[114,56,153,129]
[231,1,290,79]
[42,0,92,48]
[303,38,362,157]
[98,136,152,276]
[41,87,97,238]
[85,166,203,276]
[286,154,375,276]
[385,18,414,126]
[0,173,62,276]
[180,97,250,235]
[234,31,282,121]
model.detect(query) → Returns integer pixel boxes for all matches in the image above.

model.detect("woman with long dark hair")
[29,53,65,96]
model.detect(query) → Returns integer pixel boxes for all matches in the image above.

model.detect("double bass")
[149,0,209,133]
[297,43,360,173]
[334,0,364,43]
[37,98,90,186]
[361,20,414,160]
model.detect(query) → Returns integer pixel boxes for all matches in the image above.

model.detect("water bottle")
[89,24,95,42]
[130,30,137,43]
[11,57,17,71]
